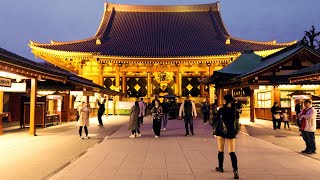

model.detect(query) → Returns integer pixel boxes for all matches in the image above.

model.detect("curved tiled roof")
[31,2,295,58]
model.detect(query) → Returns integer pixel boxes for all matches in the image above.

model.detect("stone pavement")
[240,118,320,160]
[49,117,320,180]
[0,115,129,180]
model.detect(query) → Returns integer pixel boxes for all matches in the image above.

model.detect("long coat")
[77,106,90,127]
[128,105,140,130]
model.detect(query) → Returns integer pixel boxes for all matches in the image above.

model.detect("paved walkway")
[0,115,129,180]
[240,118,320,160]
[49,117,320,180]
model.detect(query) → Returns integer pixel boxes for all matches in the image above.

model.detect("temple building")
[29,2,296,103]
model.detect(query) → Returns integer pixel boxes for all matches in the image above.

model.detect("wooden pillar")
[209,85,215,104]
[250,89,255,122]
[217,88,223,107]
[113,96,116,115]
[175,73,179,95]
[29,78,37,136]
[200,73,205,97]
[69,94,73,109]
[0,91,3,135]
[105,95,109,117]
[122,74,127,96]
[147,72,152,98]
[115,64,120,92]
[178,72,182,97]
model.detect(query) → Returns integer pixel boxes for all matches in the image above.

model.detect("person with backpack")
[179,95,197,136]
[215,94,239,179]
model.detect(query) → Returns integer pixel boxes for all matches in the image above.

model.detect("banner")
[0,77,11,87]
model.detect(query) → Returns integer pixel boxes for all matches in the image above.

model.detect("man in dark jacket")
[179,95,197,136]
[97,99,106,127]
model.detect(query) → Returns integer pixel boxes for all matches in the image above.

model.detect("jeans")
[203,112,209,123]
[302,131,316,152]
[162,113,168,128]
[153,119,161,136]
[138,116,144,124]
[184,116,194,135]
[273,118,281,130]
[97,113,103,126]
[79,126,88,137]
[284,121,290,129]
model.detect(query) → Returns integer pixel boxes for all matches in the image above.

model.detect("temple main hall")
[29,2,295,102]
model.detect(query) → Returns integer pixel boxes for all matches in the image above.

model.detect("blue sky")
[0,0,319,61]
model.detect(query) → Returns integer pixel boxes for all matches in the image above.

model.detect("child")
[282,109,291,130]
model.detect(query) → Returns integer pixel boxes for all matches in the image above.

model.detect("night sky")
[0,0,319,62]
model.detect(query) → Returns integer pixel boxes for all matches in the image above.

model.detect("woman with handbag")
[215,94,239,179]
[271,102,282,130]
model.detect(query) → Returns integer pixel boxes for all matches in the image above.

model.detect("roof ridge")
[104,2,220,12]
[231,37,297,46]
[30,37,96,46]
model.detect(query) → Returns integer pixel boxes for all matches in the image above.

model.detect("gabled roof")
[30,2,295,58]
[0,47,122,95]
[217,50,262,75]
[236,44,306,80]
[201,50,262,84]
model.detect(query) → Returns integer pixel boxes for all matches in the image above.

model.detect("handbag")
[274,114,281,119]
[212,118,227,136]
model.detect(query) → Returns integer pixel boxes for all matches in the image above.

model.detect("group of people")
[271,102,291,130]
[128,96,169,138]
[271,100,317,154]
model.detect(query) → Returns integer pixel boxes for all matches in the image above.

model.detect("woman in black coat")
[215,94,239,179]
[271,102,282,130]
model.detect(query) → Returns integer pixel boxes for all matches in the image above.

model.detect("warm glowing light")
[0,71,28,79]
[38,90,55,95]
[301,85,320,89]
[278,85,297,89]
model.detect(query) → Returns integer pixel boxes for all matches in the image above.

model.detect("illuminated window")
[257,91,271,107]
[280,90,314,107]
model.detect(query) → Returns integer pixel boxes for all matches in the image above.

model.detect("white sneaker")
[155,136,159,138]
[163,128,166,131]
[136,134,141,138]
[160,129,163,131]
[129,134,136,138]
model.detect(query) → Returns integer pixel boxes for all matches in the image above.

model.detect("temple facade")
[29,2,296,102]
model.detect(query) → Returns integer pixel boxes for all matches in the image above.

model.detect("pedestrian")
[212,103,218,121]
[201,102,210,124]
[138,98,146,124]
[128,101,141,138]
[162,98,170,130]
[151,94,159,109]
[295,100,302,126]
[179,95,197,136]
[271,102,282,130]
[282,109,291,130]
[97,99,106,127]
[215,94,239,179]
[298,99,317,154]
[77,102,90,139]
[235,100,242,123]
[151,99,163,138]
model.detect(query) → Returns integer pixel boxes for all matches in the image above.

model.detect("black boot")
[230,152,239,179]
[216,151,224,173]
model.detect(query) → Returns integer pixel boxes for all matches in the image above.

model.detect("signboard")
[0,83,26,92]
[0,77,11,87]
[83,91,94,96]
[118,101,134,109]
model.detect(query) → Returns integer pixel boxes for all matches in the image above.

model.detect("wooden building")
[203,44,320,122]
[0,48,121,135]
[29,2,295,103]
